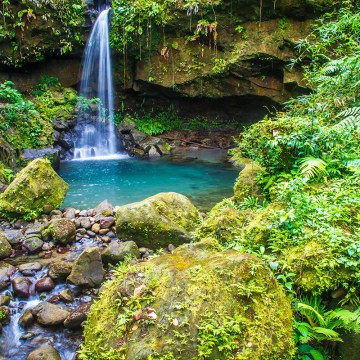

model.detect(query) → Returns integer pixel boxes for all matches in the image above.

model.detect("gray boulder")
[3,229,24,245]
[22,236,44,253]
[67,247,104,287]
[31,302,70,326]
[27,344,61,360]
[102,240,140,264]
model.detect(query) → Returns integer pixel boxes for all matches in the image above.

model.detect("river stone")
[0,261,16,290]
[12,276,32,298]
[0,158,69,219]
[20,332,36,340]
[22,236,44,253]
[63,207,76,219]
[79,217,91,230]
[45,218,76,244]
[67,247,104,287]
[64,302,92,328]
[0,295,10,306]
[35,277,55,293]
[25,223,44,236]
[48,261,72,280]
[98,228,109,235]
[100,216,115,229]
[58,289,74,303]
[95,200,113,216]
[83,239,295,359]
[13,219,28,229]
[0,231,12,259]
[19,309,35,328]
[115,192,202,249]
[79,210,88,217]
[0,306,10,324]
[27,344,61,360]
[91,223,100,233]
[31,302,70,326]
[3,229,24,245]
[102,240,140,264]
[19,262,42,272]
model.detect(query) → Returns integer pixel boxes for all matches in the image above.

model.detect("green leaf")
[310,349,324,360]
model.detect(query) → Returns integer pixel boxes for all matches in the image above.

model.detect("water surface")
[59,150,238,211]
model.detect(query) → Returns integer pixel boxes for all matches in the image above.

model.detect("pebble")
[20,332,36,340]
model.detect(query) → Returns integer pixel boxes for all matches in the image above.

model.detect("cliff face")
[0,0,332,113]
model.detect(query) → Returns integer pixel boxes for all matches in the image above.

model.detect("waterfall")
[73,7,120,160]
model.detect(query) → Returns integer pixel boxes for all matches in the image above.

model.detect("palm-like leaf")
[299,157,328,180]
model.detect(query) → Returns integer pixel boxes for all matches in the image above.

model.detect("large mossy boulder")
[195,206,252,244]
[82,239,295,359]
[0,158,68,219]
[115,192,202,249]
[233,159,262,202]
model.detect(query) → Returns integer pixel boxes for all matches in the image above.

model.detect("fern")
[299,157,328,180]
[334,107,360,129]
[337,107,360,118]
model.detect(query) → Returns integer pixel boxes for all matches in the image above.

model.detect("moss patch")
[115,192,202,249]
[81,240,295,359]
[0,158,68,219]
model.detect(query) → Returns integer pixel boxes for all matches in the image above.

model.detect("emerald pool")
[58,150,239,211]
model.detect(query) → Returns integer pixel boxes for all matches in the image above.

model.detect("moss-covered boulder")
[0,232,12,260]
[0,158,68,219]
[82,240,295,359]
[43,218,76,245]
[115,192,202,249]
[195,206,251,244]
[233,159,262,202]
[102,240,140,264]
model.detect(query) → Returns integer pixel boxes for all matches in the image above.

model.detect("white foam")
[72,153,129,161]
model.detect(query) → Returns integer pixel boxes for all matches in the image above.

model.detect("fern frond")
[337,107,360,118]
[327,308,360,333]
[299,157,328,180]
[297,302,325,327]
[333,115,360,129]
[311,327,342,342]
[346,159,360,167]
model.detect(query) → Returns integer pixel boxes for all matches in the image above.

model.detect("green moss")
[115,192,202,249]
[195,207,251,244]
[81,241,295,359]
[233,160,262,203]
[0,158,68,219]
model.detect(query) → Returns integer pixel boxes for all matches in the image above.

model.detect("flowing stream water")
[73,7,119,160]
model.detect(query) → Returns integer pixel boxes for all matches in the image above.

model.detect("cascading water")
[73,7,120,160]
